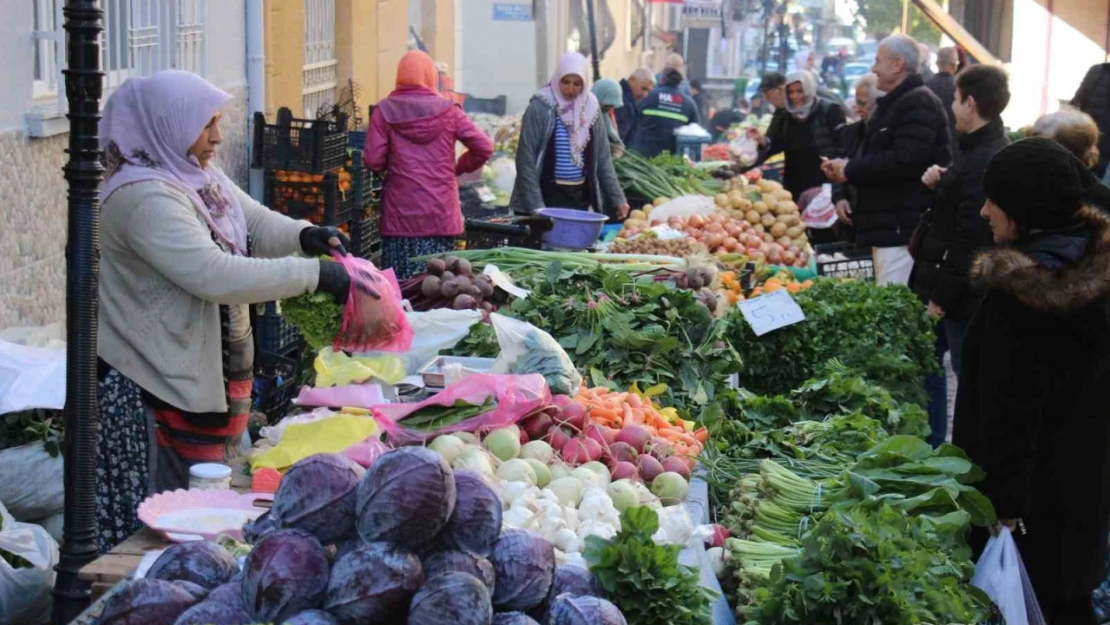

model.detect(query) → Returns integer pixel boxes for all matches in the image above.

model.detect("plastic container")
[536,208,608,250]
[253,352,301,420]
[189,463,232,490]
[351,211,382,259]
[676,135,712,162]
[251,107,349,174]
[254,303,303,356]
[814,242,874,281]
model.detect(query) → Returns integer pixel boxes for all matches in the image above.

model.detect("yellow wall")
[264,0,305,118]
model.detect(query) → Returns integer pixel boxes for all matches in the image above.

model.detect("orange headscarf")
[395,51,438,90]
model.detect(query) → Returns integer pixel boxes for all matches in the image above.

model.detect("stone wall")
[0,86,250,330]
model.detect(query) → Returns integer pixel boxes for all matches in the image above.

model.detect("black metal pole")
[585,0,601,82]
[52,0,104,623]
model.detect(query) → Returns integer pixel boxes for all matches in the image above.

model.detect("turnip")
[483,428,521,461]
[572,466,607,489]
[650,472,689,505]
[548,477,584,507]
[706,547,726,577]
[661,456,692,480]
[520,412,553,441]
[554,400,588,432]
[497,459,537,485]
[615,425,653,454]
[452,431,480,445]
[520,440,555,464]
[561,437,602,465]
[606,442,638,466]
[523,459,552,488]
[428,434,466,465]
[707,524,730,549]
[551,395,573,409]
[453,447,494,477]
[544,426,574,451]
[518,428,529,444]
[648,437,675,460]
[548,462,573,481]
[579,461,611,481]
[637,455,664,483]
[607,479,639,513]
[610,461,638,482]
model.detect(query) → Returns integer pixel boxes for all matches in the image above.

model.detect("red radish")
[662,456,692,480]
[519,429,529,445]
[611,461,638,481]
[562,437,602,465]
[670,454,696,472]
[521,412,553,441]
[585,424,618,447]
[551,395,573,409]
[545,426,574,451]
[555,401,588,431]
[707,524,730,548]
[637,455,664,483]
[648,437,675,460]
[615,424,653,454]
[606,442,638,466]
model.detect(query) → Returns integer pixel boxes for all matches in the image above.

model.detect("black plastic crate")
[348,149,383,210]
[264,169,354,226]
[814,242,875,281]
[351,212,382,259]
[254,304,303,356]
[464,217,548,250]
[253,351,302,419]
[462,94,507,115]
[252,107,349,174]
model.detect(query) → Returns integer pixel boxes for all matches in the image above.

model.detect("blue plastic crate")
[255,304,303,356]
[253,351,301,418]
[675,135,712,162]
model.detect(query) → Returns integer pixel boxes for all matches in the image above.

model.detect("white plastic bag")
[361,309,482,374]
[490,313,581,396]
[646,195,717,225]
[971,527,1046,625]
[801,184,837,229]
[0,442,64,522]
[0,340,65,414]
[0,500,59,625]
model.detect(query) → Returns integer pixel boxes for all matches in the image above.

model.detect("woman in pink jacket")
[365,51,493,278]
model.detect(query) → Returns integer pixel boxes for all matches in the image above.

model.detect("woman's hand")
[989,519,1020,537]
[834,199,853,225]
[316,261,381,305]
[615,203,630,219]
[922,165,947,190]
[301,226,351,257]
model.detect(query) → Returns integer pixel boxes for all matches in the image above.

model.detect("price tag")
[476,185,497,203]
[483,264,531,299]
[737,289,805,336]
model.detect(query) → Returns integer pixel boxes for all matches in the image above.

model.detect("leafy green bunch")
[0,409,63,456]
[584,506,718,625]
[280,291,341,350]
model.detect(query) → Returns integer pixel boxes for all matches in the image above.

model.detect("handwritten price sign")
[737,289,806,336]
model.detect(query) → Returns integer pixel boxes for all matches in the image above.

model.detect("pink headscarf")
[99,70,248,255]
[538,52,600,168]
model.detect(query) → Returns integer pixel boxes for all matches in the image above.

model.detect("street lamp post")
[51,0,104,623]
[585,0,602,82]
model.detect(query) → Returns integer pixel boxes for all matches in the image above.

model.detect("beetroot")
[521,413,553,441]
[606,442,638,466]
[661,456,692,480]
[553,400,587,431]
[544,426,574,451]
[561,438,602,465]
[584,425,617,448]
[648,437,675,460]
[637,455,664,483]
[610,461,638,481]
[615,425,652,454]
[519,429,529,444]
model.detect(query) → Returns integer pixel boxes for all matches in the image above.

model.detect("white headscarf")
[785,70,818,121]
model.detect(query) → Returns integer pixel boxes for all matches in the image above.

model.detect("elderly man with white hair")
[822,34,951,286]
[657,52,693,99]
[616,68,655,143]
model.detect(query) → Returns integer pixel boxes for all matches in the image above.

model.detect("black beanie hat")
[983,137,1098,230]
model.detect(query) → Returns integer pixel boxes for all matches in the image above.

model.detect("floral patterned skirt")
[96,368,149,554]
[381,236,458,280]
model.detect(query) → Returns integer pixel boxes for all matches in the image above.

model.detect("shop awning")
[911,0,1001,65]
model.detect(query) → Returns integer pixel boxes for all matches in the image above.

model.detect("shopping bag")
[490,313,581,396]
[360,308,482,374]
[331,253,414,354]
[800,184,837,229]
[0,442,64,522]
[0,500,58,625]
[314,347,406,388]
[971,526,1047,625]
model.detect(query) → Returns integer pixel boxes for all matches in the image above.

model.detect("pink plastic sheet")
[331,253,414,353]
[342,437,392,468]
[373,374,552,445]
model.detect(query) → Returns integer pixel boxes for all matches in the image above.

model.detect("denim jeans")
[925,321,949,447]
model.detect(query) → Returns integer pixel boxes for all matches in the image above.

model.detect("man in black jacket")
[926,47,958,137]
[1071,62,1110,179]
[616,68,654,144]
[909,64,1011,447]
[822,34,951,286]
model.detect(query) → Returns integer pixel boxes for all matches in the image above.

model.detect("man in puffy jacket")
[629,68,699,158]
[1072,62,1110,179]
[822,34,951,286]
[616,68,654,143]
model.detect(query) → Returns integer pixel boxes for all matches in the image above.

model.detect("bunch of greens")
[510,328,582,396]
[584,506,718,625]
[281,291,341,350]
[0,409,63,456]
[726,279,936,406]
[446,322,499,358]
[792,359,930,438]
[741,504,990,625]
[398,398,497,432]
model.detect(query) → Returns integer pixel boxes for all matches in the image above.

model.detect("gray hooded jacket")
[510,95,626,215]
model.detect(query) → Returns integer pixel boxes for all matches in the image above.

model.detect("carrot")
[627,393,642,409]
[591,406,621,422]
[693,427,709,443]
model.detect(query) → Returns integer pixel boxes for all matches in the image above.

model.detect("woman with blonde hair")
[1031,109,1100,168]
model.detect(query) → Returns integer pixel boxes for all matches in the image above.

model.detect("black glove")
[301,226,351,257]
[317,261,351,305]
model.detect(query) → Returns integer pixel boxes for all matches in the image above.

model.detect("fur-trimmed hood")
[972,206,1110,312]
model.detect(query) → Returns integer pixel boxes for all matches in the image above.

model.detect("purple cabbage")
[492,613,540,625]
[146,541,238,590]
[241,529,330,623]
[489,530,555,612]
[283,609,341,625]
[243,510,279,544]
[205,582,245,610]
[172,601,253,625]
[272,453,365,545]
[531,565,605,620]
[324,542,423,625]
[355,447,457,550]
[98,578,198,625]
[434,470,502,557]
[171,581,211,602]
[546,594,627,625]
[422,550,496,593]
[407,572,493,625]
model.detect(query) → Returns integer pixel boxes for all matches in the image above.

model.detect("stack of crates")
[348,105,384,264]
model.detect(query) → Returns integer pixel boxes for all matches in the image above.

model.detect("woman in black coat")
[953,138,1110,625]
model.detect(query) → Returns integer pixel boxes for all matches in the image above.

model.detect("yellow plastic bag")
[315,347,406,388]
[249,415,379,472]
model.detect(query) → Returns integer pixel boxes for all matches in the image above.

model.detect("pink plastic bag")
[331,253,414,353]
[342,436,392,468]
[372,374,552,445]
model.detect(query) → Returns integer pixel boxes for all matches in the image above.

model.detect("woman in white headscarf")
[511,52,628,218]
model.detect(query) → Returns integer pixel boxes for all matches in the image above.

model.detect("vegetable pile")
[614,152,722,200]
[400,256,511,313]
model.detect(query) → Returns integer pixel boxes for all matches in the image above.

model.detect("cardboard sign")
[737,289,805,336]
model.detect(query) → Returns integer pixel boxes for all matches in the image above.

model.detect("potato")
[629,210,646,220]
[761,213,777,227]
[737,198,754,211]
[773,189,793,201]
[777,236,794,248]
[754,223,766,235]
[784,215,801,227]
[754,201,770,215]
[763,233,775,243]
[756,179,772,192]
[654,197,671,207]
[715,194,730,208]
[778,200,797,214]
[786,225,804,238]
[745,210,761,224]
[763,195,779,211]
[770,222,788,238]
[642,204,654,213]
[728,191,745,206]
[792,236,808,249]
